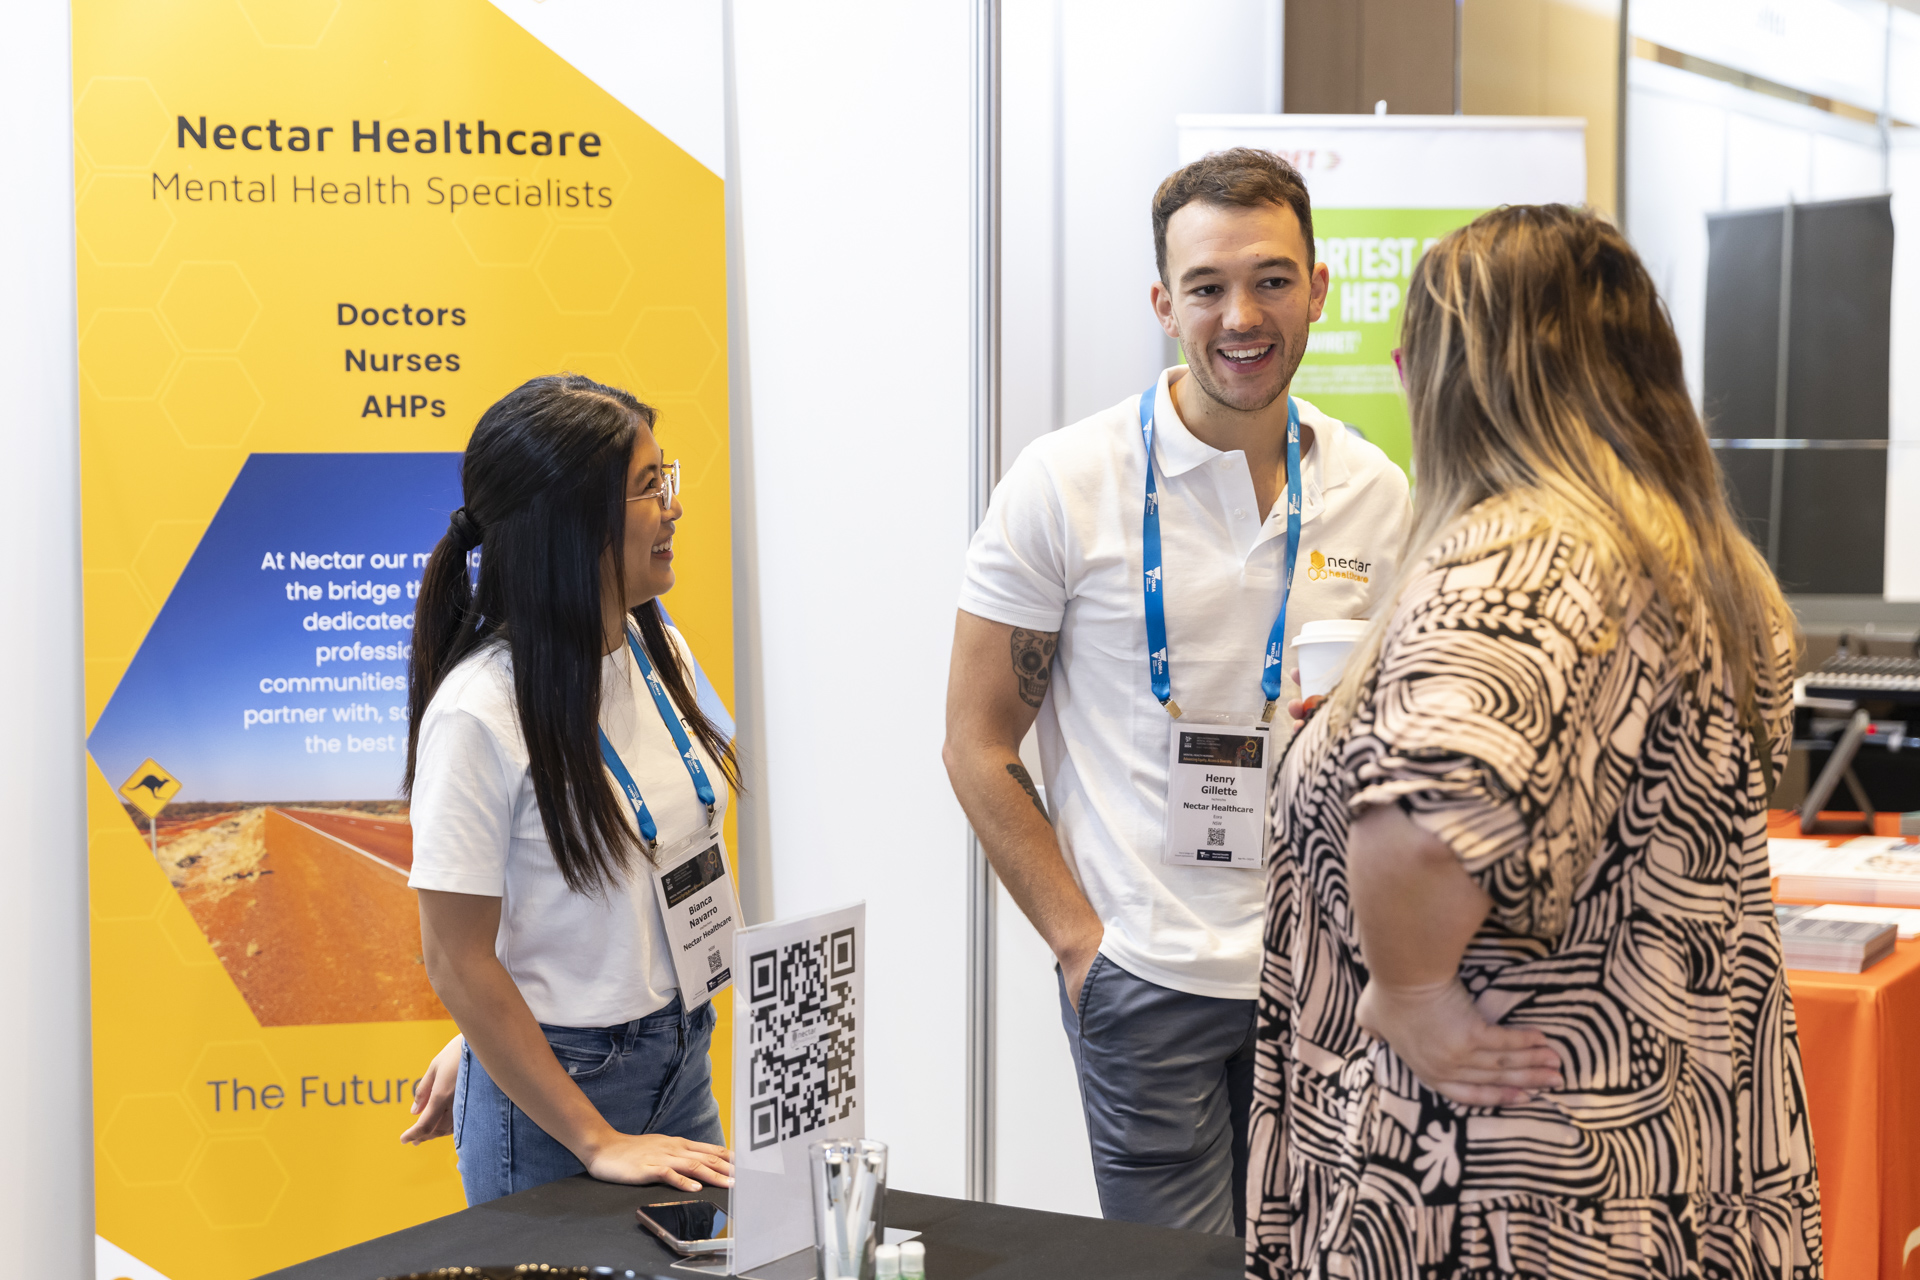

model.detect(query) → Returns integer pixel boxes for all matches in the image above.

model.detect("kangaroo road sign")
[118,759,181,820]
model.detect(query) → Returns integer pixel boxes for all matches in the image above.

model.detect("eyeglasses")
[626,460,680,511]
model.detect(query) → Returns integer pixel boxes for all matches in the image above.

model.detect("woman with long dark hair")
[1249,207,1820,1277]
[394,374,741,1204]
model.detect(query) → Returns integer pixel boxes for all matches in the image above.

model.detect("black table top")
[257,1176,1244,1280]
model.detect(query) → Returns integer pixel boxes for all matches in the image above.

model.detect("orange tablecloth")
[1769,811,1920,1279]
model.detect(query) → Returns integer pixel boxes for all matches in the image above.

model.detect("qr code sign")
[745,927,858,1151]
[1207,827,1226,847]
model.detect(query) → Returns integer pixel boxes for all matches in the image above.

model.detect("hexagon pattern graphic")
[101,1093,204,1187]
[130,519,210,611]
[80,311,178,400]
[235,0,341,47]
[156,890,223,969]
[159,263,263,352]
[161,359,266,449]
[83,567,158,654]
[452,202,553,267]
[649,400,723,483]
[535,226,633,314]
[625,307,719,399]
[78,173,179,266]
[89,847,170,922]
[187,1137,291,1228]
[74,77,172,170]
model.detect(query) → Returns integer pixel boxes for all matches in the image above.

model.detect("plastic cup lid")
[1295,618,1370,645]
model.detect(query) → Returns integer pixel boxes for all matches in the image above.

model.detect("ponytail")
[403,507,489,797]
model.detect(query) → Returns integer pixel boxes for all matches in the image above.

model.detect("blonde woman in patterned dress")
[1251,205,1820,1278]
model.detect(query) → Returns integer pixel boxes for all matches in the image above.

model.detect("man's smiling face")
[1152,199,1329,414]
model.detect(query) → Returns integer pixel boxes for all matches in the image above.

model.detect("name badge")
[649,821,742,1009]
[1163,720,1268,870]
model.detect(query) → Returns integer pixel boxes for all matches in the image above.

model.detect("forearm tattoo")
[1010,628,1058,709]
[1007,762,1049,821]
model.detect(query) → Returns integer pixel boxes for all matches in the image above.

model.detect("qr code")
[1207,827,1227,847]
[745,927,858,1151]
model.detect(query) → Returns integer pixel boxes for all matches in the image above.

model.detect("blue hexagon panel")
[87,452,459,1025]
[85,451,732,1026]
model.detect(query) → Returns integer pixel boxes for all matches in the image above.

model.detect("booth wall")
[3,0,984,1267]
[995,0,1286,1217]
[727,0,977,1200]
[0,5,91,1276]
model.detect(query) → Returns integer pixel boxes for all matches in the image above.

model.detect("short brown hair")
[1151,148,1315,283]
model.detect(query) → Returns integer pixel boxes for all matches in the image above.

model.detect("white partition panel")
[0,6,91,1275]
[1051,2,1279,427]
[729,0,976,1199]
[991,0,1282,1218]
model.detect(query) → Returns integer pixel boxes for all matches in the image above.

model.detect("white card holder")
[650,821,741,1009]
[1162,709,1269,870]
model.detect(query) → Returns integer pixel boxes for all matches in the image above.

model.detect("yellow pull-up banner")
[73,5,730,1276]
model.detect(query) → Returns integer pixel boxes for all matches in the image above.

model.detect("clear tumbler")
[808,1138,888,1280]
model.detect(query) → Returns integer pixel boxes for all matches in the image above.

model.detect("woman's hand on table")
[1356,977,1563,1107]
[399,1033,465,1144]
[583,1132,735,1191]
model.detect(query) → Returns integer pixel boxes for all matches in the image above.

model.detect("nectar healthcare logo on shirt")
[1307,550,1372,584]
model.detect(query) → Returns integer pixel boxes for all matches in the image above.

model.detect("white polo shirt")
[408,627,724,1026]
[959,366,1411,999]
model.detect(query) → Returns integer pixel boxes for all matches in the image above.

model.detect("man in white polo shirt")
[942,149,1410,1235]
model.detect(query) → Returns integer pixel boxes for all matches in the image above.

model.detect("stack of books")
[1776,908,1898,973]
[1770,837,1920,907]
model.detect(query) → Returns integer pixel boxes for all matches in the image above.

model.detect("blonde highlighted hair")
[1329,204,1795,732]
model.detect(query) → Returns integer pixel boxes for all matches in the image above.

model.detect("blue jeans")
[1057,954,1256,1236]
[453,996,723,1205]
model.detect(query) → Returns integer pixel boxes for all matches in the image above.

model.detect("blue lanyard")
[1139,381,1302,723]
[596,625,718,849]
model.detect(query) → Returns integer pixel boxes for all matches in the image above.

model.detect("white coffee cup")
[1292,618,1370,699]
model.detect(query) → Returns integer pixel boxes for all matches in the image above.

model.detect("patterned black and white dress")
[1251,502,1822,1279]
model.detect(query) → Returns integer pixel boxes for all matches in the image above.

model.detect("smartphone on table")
[635,1199,730,1256]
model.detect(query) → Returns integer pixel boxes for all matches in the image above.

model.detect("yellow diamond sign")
[118,758,181,819]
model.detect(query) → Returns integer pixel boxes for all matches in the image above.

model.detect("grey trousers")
[1055,953,1257,1237]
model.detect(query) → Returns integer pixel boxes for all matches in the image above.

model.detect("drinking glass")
[808,1139,887,1280]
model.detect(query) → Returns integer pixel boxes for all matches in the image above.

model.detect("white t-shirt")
[407,626,726,1027]
[959,367,1411,999]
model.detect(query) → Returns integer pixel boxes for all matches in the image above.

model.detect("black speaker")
[1703,195,1892,595]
